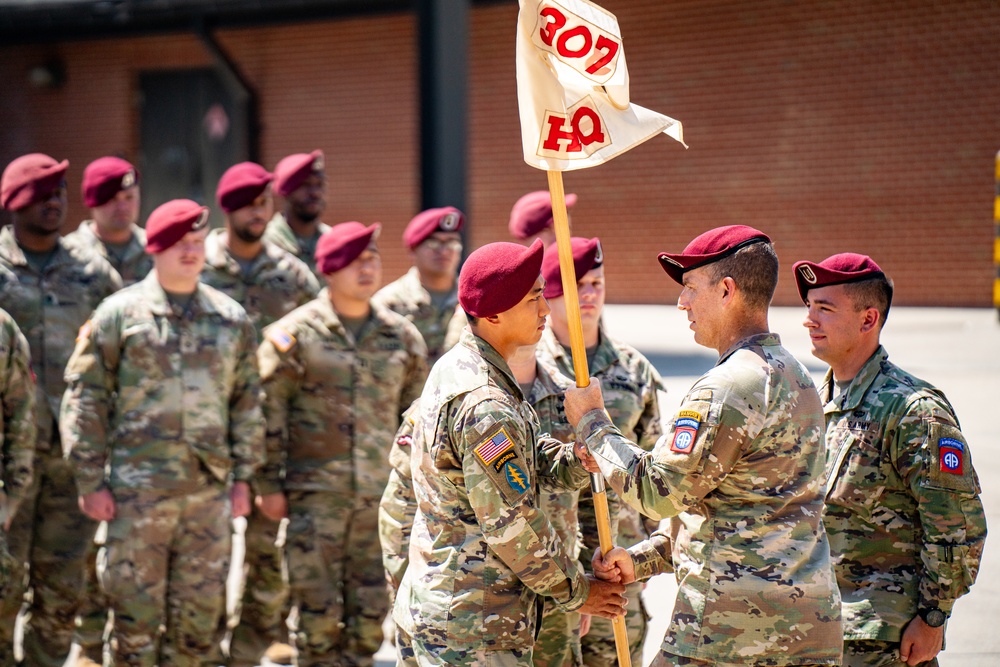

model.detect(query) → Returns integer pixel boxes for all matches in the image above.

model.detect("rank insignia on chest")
[504,462,529,494]
[938,438,964,475]
[670,410,701,454]
[475,427,515,465]
[267,327,296,353]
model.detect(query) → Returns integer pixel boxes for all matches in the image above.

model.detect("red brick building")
[1,0,997,306]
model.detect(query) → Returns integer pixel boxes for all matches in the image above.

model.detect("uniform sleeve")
[228,317,266,483]
[61,310,121,495]
[1,323,36,515]
[890,395,987,615]
[299,267,321,303]
[461,401,590,613]
[255,325,303,496]
[536,435,590,491]
[576,383,748,521]
[379,409,418,599]
[626,529,675,581]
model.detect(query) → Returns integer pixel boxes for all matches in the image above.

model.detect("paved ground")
[68,305,999,666]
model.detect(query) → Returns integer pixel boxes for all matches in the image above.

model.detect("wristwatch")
[918,607,947,628]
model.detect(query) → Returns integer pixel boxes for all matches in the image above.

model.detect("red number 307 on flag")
[532,1,622,83]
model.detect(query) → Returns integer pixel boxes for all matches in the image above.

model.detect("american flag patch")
[267,327,296,353]
[475,428,515,465]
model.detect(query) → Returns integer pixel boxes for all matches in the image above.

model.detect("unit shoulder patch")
[474,427,515,466]
[671,410,701,454]
[267,326,297,353]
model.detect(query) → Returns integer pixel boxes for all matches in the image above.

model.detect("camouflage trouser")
[0,449,96,667]
[844,640,939,667]
[286,490,387,667]
[581,580,647,667]
[650,651,834,667]
[227,507,290,666]
[75,522,111,662]
[396,626,532,667]
[532,599,582,667]
[104,483,230,667]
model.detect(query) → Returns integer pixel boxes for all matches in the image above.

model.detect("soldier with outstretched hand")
[566,226,843,667]
[393,239,625,667]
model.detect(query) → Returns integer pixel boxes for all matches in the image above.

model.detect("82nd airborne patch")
[670,409,701,454]
[939,438,964,475]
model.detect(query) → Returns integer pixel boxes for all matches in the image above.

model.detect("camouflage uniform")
[372,267,466,364]
[393,328,591,666]
[263,213,331,277]
[821,347,986,667]
[575,333,843,666]
[199,228,320,663]
[63,220,154,286]
[378,401,420,603]
[0,309,35,635]
[60,272,265,667]
[538,326,664,666]
[258,293,428,666]
[0,226,122,666]
[63,221,152,660]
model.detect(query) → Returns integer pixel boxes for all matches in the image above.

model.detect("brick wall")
[2,0,997,305]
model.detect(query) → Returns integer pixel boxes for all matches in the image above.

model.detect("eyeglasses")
[422,237,463,252]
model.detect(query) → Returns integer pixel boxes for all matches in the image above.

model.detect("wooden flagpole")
[547,169,632,667]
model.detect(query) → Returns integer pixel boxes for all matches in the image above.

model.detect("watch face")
[924,609,946,627]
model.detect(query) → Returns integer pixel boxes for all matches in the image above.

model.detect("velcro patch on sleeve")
[670,410,702,454]
[938,438,964,475]
[266,326,296,353]
[474,427,515,466]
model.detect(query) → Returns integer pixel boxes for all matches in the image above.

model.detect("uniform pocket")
[826,428,885,514]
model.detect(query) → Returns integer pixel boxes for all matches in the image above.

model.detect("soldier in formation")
[63,156,153,286]
[393,239,627,667]
[373,206,467,365]
[0,153,123,666]
[258,222,427,666]
[536,237,664,667]
[202,161,320,665]
[573,225,844,667]
[508,190,575,247]
[0,309,35,639]
[60,198,265,666]
[264,150,331,276]
[794,253,986,667]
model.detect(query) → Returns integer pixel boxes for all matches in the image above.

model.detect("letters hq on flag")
[516,0,685,172]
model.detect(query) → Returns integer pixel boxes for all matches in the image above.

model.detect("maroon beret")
[508,190,577,240]
[792,253,885,303]
[145,199,210,254]
[315,222,380,274]
[541,237,604,299]
[217,162,273,213]
[403,206,465,249]
[459,239,545,318]
[274,150,324,197]
[82,157,139,208]
[657,225,771,284]
[1,153,69,211]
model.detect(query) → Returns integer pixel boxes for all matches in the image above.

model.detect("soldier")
[60,198,265,666]
[508,190,576,246]
[202,161,320,665]
[257,222,428,666]
[570,225,843,667]
[63,156,153,285]
[536,237,664,667]
[66,155,149,666]
[793,253,987,667]
[372,206,467,364]
[263,149,330,275]
[0,308,35,639]
[0,153,122,666]
[392,239,626,667]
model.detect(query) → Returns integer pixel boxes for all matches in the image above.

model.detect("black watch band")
[919,607,947,628]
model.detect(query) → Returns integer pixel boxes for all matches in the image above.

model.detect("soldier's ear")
[860,307,880,334]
